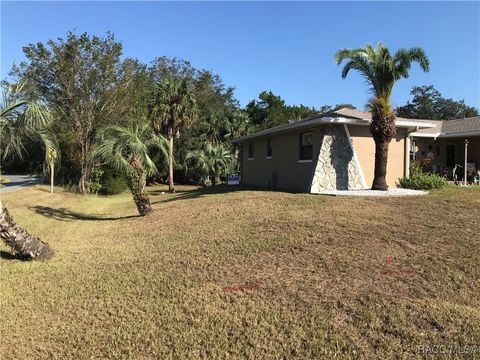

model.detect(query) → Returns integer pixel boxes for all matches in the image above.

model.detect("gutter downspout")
[404,134,411,178]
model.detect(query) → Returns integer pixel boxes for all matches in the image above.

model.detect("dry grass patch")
[1,185,479,359]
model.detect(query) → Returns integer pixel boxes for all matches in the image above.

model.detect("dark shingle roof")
[412,116,480,137]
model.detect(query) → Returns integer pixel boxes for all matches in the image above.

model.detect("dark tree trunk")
[127,156,152,216]
[370,102,396,191]
[371,140,390,190]
[0,208,54,260]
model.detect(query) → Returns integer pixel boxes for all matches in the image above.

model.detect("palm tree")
[199,113,226,145]
[335,43,429,190]
[185,143,233,185]
[148,77,197,193]
[0,82,56,260]
[93,125,168,216]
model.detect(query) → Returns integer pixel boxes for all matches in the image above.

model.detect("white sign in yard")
[227,175,240,185]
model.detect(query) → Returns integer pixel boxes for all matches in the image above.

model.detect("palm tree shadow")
[149,184,289,204]
[31,206,140,222]
[0,250,30,261]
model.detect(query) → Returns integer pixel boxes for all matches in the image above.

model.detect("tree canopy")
[5,33,477,193]
[396,85,479,120]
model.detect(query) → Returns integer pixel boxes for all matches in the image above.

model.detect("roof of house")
[232,107,438,143]
[410,116,480,138]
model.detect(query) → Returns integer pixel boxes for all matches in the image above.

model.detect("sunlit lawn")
[1,185,479,359]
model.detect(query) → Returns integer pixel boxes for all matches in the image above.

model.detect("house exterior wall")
[240,124,408,192]
[413,136,480,168]
[348,126,407,188]
[240,128,322,192]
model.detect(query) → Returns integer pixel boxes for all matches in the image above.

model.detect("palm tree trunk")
[370,101,396,191]
[128,156,152,216]
[371,139,390,190]
[168,132,175,193]
[0,207,54,260]
[50,163,54,194]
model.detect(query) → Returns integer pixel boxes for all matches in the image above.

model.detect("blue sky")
[1,1,479,110]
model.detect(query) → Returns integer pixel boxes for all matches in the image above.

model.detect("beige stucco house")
[410,116,480,181]
[232,108,438,193]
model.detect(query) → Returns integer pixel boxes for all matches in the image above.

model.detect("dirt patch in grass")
[1,185,479,359]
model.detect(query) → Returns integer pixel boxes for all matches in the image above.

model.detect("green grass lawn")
[1,185,479,359]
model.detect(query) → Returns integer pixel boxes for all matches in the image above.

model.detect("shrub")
[87,168,104,194]
[399,173,447,190]
[99,169,128,195]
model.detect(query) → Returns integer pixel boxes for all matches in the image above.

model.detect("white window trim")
[266,156,272,159]
[298,159,312,163]
[248,158,254,161]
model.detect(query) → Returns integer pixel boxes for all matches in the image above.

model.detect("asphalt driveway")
[0,174,42,193]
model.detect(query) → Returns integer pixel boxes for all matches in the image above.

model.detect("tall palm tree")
[335,43,429,190]
[0,82,56,260]
[148,77,197,193]
[185,143,233,185]
[93,125,168,216]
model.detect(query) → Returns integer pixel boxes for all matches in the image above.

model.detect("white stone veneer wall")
[310,125,366,192]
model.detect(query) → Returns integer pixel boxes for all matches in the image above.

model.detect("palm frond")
[93,124,168,177]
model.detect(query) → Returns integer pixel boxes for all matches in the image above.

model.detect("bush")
[87,168,104,195]
[399,173,447,190]
[99,169,128,195]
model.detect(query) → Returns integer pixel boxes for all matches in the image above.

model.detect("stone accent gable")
[310,125,365,192]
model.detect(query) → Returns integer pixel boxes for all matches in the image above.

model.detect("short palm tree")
[94,125,168,216]
[0,82,56,260]
[148,77,197,193]
[185,143,233,185]
[335,43,429,190]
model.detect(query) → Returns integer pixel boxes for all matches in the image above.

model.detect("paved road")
[0,174,42,193]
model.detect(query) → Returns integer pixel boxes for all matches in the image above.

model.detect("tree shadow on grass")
[0,250,30,261]
[150,184,292,205]
[31,206,140,222]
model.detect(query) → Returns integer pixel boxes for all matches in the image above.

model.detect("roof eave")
[438,130,480,138]
[232,117,437,143]
[232,116,370,143]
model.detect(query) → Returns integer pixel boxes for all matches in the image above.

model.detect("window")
[248,143,254,159]
[299,132,313,161]
[266,139,272,158]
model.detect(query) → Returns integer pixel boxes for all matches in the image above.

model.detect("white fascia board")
[319,116,370,125]
[437,130,480,138]
[409,132,441,138]
[396,120,437,128]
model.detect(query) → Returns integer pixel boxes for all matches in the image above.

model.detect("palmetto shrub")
[399,173,447,190]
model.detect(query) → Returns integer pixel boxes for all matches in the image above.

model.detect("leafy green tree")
[246,91,318,129]
[185,143,233,185]
[93,125,167,216]
[335,43,429,190]
[0,82,55,260]
[333,103,356,111]
[148,77,198,192]
[11,32,144,193]
[396,85,478,120]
